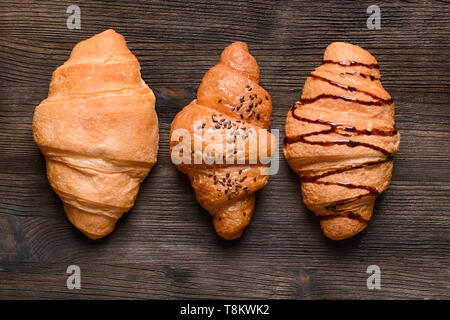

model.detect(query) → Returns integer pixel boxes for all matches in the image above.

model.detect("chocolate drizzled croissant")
[284,42,400,240]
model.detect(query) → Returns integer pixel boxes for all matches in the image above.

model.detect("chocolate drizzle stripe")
[284,105,395,156]
[308,180,379,196]
[324,193,374,211]
[285,136,392,156]
[301,158,391,182]
[341,71,380,81]
[291,110,397,138]
[300,94,389,106]
[306,74,393,106]
[323,60,380,69]
[317,211,369,224]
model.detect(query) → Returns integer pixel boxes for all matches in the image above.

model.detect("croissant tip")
[228,41,249,51]
[323,42,378,65]
[216,229,244,240]
[326,41,358,50]
[320,219,368,241]
[80,230,109,240]
[64,205,118,240]
[74,221,116,240]
[98,28,119,36]
[323,231,357,241]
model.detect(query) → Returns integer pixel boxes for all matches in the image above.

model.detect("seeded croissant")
[32,29,159,239]
[170,42,274,240]
[284,42,400,240]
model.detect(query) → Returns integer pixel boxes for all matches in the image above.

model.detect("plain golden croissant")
[284,42,400,240]
[32,29,159,239]
[170,42,274,240]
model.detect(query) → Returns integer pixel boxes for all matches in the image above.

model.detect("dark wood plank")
[0,0,449,299]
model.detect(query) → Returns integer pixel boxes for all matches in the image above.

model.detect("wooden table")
[0,0,449,299]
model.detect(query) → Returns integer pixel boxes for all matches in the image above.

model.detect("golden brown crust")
[170,42,273,240]
[32,29,159,239]
[284,42,400,240]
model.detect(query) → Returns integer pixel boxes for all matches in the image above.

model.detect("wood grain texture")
[0,0,449,299]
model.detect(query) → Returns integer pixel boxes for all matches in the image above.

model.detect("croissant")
[32,29,159,239]
[284,42,400,240]
[170,42,274,240]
